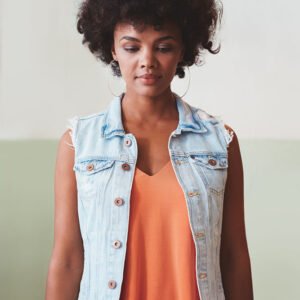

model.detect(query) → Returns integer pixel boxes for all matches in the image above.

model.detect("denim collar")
[101,92,208,138]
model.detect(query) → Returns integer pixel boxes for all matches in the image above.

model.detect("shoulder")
[224,123,234,136]
[190,104,216,121]
[222,123,242,173]
[224,123,236,145]
[75,109,107,122]
[223,123,239,150]
[64,109,107,148]
[190,103,237,146]
[66,109,107,134]
[189,102,224,126]
[190,102,240,157]
[56,129,76,177]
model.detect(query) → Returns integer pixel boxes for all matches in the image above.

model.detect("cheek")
[118,60,135,78]
[119,56,135,76]
[163,56,180,70]
[162,61,179,78]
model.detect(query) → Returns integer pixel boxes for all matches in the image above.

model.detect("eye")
[157,47,172,53]
[124,47,138,52]
[123,46,173,53]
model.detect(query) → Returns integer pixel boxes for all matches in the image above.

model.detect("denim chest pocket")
[189,153,228,195]
[74,158,115,207]
[189,153,228,228]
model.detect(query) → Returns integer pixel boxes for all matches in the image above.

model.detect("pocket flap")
[190,154,228,169]
[74,159,115,175]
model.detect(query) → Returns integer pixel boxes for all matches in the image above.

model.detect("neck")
[120,88,178,125]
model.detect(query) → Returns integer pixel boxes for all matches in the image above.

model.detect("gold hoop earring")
[106,60,126,97]
[171,66,191,99]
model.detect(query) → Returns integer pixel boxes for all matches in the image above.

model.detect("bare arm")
[220,125,254,299]
[45,130,84,300]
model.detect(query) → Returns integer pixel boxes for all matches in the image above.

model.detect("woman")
[46,0,253,299]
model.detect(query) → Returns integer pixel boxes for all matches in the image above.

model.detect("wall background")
[1,0,299,139]
[0,0,299,299]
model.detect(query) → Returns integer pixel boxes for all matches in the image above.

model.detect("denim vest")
[68,92,233,300]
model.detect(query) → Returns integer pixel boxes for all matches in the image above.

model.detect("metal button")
[199,272,207,279]
[208,159,217,166]
[124,138,132,147]
[195,231,205,238]
[121,163,130,171]
[114,197,124,206]
[113,240,122,249]
[86,163,94,171]
[108,280,117,289]
[188,191,200,197]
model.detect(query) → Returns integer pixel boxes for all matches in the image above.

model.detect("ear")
[111,44,117,61]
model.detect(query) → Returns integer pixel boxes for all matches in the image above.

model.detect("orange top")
[120,160,201,300]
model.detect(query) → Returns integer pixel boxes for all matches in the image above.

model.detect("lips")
[136,73,162,85]
[138,74,160,79]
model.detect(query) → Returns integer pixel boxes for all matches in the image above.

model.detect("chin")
[135,88,166,98]
[132,83,170,97]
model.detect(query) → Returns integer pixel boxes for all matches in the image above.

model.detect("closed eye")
[124,47,173,53]
[158,47,173,53]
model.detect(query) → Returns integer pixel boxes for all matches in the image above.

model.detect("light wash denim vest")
[68,92,234,300]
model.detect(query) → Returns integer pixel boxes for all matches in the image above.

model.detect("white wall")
[0,0,299,139]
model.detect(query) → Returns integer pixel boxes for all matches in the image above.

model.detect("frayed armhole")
[214,115,234,149]
[65,116,80,150]
[196,109,234,148]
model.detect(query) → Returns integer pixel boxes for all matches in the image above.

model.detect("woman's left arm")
[220,125,254,300]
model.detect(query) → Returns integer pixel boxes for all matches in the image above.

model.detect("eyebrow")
[119,35,176,43]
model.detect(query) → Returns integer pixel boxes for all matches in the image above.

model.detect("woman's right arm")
[45,129,84,300]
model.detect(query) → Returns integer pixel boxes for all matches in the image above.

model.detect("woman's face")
[111,20,185,97]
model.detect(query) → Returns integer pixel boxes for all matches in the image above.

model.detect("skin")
[111,21,185,175]
[220,124,254,299]
[45,20,253,299]
[45,130,83,299]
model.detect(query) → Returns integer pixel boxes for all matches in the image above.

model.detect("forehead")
[114,20,182,41]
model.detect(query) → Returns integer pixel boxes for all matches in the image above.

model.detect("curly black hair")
[76,0,223,78]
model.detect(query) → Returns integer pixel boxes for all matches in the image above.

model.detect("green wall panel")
[0,140,299,299]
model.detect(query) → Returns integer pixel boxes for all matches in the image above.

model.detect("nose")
[140,48,157,69]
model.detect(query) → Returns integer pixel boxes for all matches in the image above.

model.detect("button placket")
[110,155,130,293]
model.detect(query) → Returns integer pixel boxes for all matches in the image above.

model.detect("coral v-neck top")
[119,160,201,300]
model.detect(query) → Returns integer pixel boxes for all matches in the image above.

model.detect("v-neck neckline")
[135,160,171,178]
